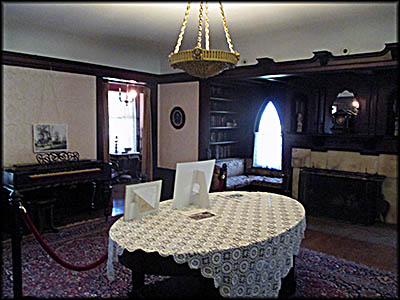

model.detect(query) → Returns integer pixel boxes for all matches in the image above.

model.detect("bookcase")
[208,83,240,159]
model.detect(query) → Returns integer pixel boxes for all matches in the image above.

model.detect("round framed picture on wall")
[170,106,186,130]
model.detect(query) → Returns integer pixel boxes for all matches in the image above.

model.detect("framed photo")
[33,124,68,152]
[170,106,186,130]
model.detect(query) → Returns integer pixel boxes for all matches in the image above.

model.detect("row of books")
[212,145,232,159]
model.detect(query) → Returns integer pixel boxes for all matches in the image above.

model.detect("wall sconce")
[119,84,137,106]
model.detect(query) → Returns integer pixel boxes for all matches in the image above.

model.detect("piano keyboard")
[28,168,102,179]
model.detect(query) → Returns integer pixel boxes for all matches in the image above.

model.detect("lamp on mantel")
[118,84,137,106]
[168,1,240,79]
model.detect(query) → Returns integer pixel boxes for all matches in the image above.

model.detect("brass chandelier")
[168,2,240,79]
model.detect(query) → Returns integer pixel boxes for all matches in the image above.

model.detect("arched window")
[253,101,282,170]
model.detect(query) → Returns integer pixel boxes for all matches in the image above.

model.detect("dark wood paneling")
[96,77,108,161]
[153,168,176,201]
[198,80,211,160]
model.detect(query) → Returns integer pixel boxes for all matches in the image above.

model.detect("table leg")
[119,250,145,297]
[130,270,145,297]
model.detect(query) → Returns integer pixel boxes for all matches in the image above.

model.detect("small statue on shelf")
[296,113,303,133]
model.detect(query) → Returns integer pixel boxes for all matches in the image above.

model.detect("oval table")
[107,191,306,298]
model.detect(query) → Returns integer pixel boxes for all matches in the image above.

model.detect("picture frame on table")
[124,180,162,221]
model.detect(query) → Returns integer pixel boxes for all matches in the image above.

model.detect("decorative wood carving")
[216,43,398,79]
[36,151,80,165]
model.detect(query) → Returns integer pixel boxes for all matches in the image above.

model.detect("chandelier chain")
[205,2,210,50]
[174,2,191,54]
[169,2,240,78]
[197,2,204,48]
[219,1,235,53]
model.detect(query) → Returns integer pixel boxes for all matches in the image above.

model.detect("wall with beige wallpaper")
[157,81,199,170]
[291,148,398,224]
[2,65,97,166]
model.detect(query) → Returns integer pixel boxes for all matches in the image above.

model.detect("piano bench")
[34,198,59,233]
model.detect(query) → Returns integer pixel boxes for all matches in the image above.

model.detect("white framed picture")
[33,124,68,152]
[124,180,162,221]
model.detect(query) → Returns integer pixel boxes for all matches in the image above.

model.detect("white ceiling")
[4,2,396,51]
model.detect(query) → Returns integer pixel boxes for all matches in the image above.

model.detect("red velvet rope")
[21,209,123,271]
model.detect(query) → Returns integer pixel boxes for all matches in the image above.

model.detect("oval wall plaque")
[170,106,186,130]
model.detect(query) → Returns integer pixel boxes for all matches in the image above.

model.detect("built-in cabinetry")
[209,85,239,159]
[205,83,241,159]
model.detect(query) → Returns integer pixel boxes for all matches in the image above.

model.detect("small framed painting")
[33,124,68,152]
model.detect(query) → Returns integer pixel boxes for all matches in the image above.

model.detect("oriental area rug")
[1,216,398,298]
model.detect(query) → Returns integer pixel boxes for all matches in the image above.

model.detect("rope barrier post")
[9,191,24,298]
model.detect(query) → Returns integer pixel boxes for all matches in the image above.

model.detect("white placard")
[124,180,162,221]
[172,159,215,209]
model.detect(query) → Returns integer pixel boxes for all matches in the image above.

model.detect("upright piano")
[2,159,112,298]
[3,159,111,197]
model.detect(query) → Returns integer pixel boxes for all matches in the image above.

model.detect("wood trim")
[198,80,211,160]
[155,72,195,83]
[1,51,158,84]
[212,43,399,79]
[96,77,109,162]
[285,133,398,155]
[3,42,397,84]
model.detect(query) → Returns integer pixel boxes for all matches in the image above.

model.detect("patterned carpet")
[1,216,398,298]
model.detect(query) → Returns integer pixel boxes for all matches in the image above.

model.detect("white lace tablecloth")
[107,191,306,298]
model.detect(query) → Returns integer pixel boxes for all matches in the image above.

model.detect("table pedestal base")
[119,249,296,299]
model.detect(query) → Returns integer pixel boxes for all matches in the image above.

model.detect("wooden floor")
[112,184,398,274]
[301,228,397,273]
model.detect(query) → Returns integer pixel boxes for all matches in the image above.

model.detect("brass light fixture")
[168,2,240,79]
[119,84,137,106]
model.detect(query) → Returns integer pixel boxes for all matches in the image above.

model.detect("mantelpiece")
[285,134,398,155]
